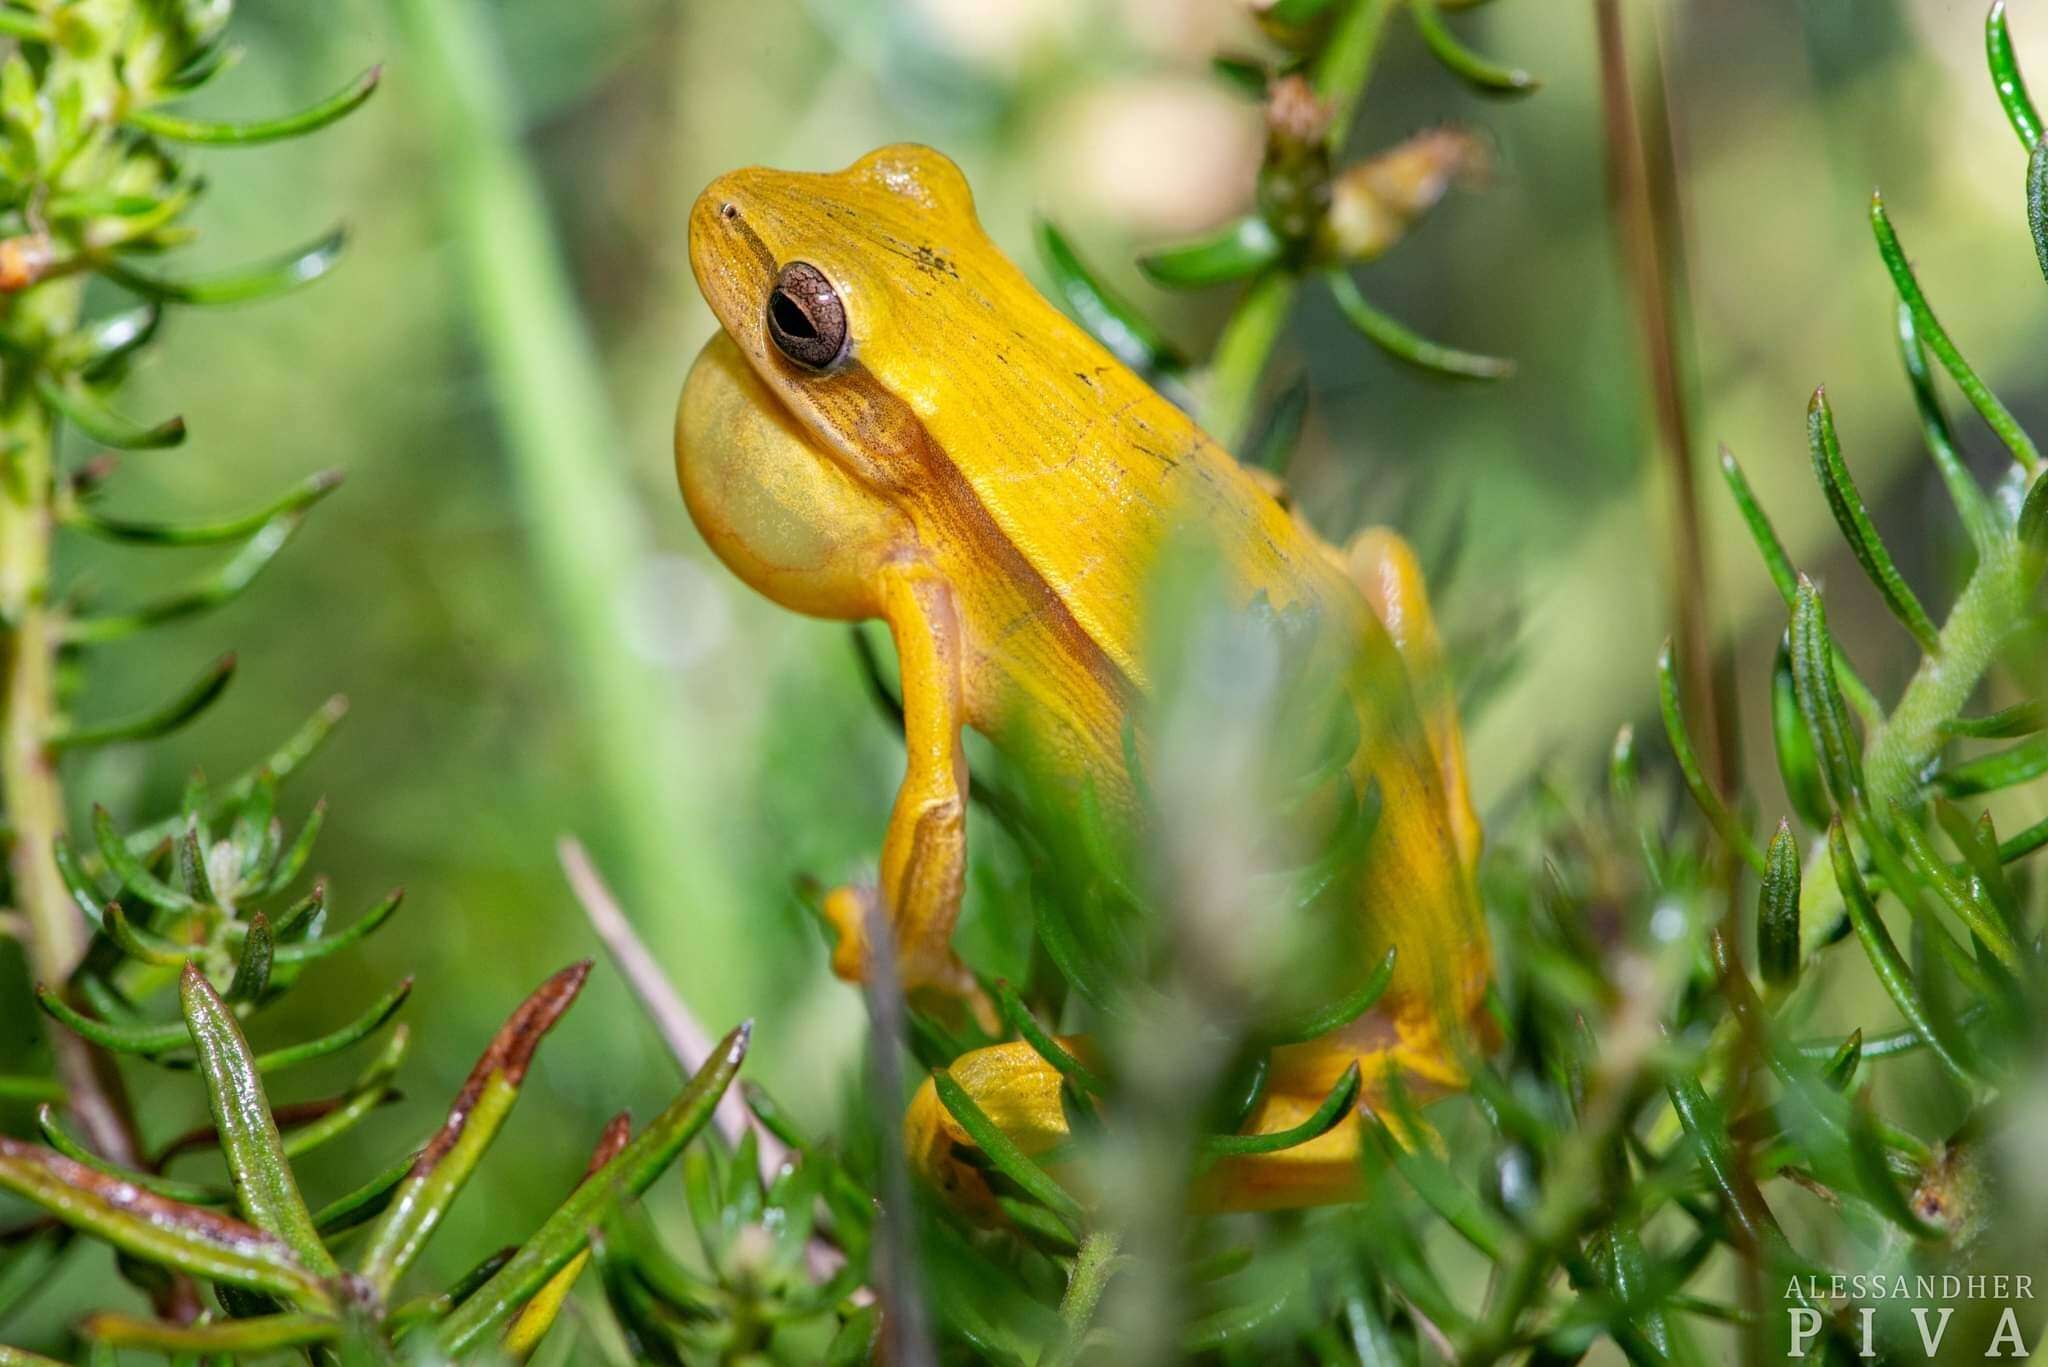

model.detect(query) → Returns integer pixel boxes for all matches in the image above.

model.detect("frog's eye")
[766,261,849,370]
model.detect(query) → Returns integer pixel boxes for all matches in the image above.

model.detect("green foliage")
[9,0,2048,1362]
[1036,0,1529,454]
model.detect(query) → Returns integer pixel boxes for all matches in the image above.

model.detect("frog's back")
[858,213,1354,756]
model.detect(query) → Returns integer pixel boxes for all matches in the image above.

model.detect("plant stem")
[1201,271,1296,451]
[1864,556,2026,814]
[0,312,141,1166]
[1316,0,1395,153]
[1199,0,1395,451]
[1593,0,1731,795]
[1044,1230,1121,1367]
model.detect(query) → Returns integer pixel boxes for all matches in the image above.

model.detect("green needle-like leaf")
[1939,700,2044,738]
[50,836,108,928]
[1211,54,1269,97]
[36,984,193,1055]
[103,901,200,966]
[78,1311,339,1353]
[102,226,346,306]
[1806,387,1941,652]
[1771,635,1830,828]
[34,1105,229,1205]
[176,821,216,905]
[1204,1061,1361,1156]
[1828,820,1973,1086]
[1139,215,1283,288]
[1409,0,1538,95]
[1268,0,1340,22]
[1889,804,2022,971]
[1758,820,1802,989]
[1326,272,1513,379]
[2030,140,2048,283]
[77,302,162,379]
[1664,1070,1787,1258]
[1362,1103,1512,1259]
[274,1040,409,1167]
[92,805,198,913]
[1871,191,2040,475]
[247,976,411,1073]
[270,886,403,963]
[1036,218,1187,381]
[995,980,1104,1096]
[181,965,339,1278]
[1897,303,2002,555]
[312,1148,418,1237]
[1658,640,1765,873]
[33,373,185,449]
[127,65,380,144]
[931,1067,1087,1235]
[225,913,273,1002]
[356,961,592,1296]
[499,1112,634,1356]
[1257,946,1396,1046]
[1718,444,1798,603]
[251,797,324,898]
[65,513,308,643]
[1823,1030,1864,1090]
[434,1020,751,1356]
[1935,734,2048,796]
[1846,1098,1946,1241]
[0,1136,331,1305]
[52,655,235,750]
[1941,802,2023,927]
[64,470,340,546]
[1987,1,2042,148]
[1790,579,1865,815]
[124,696,350,858]
[2018,472,2048,565]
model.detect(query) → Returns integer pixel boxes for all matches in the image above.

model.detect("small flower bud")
[1320,126,1490,263]
[1258,76,1333,249]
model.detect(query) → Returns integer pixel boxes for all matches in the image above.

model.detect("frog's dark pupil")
[766,261,847,370]
[771,291,817,339]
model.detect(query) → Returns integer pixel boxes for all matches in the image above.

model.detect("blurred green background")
[5,0,2047,1343]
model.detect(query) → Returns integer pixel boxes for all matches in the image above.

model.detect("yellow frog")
[675,144,1491,1210]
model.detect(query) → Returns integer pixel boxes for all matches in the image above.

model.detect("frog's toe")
[820,883,877,984]
[822,882,998,1031]
[905,1038,1084,1223]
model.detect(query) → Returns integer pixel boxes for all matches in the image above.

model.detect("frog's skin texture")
[677,144,1492,1210]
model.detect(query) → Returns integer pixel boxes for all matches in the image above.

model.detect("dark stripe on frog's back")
[813,358,1139,746]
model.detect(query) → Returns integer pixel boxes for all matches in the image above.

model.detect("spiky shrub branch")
[0,0,365,1164]
[0,4,786,1360]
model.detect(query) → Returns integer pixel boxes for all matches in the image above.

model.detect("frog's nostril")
[719,201,739,220]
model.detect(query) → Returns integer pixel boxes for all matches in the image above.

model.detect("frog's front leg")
[822,560,982,1003]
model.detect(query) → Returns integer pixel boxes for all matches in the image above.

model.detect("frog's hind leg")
[906,1035,1430,1215]
[1338,526,1481,875]
[822,561,993,1024]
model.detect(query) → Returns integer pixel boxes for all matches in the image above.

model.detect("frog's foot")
[906,1037,1082,1220]
[906,1029,1463,1219]
[821,882,997,1032]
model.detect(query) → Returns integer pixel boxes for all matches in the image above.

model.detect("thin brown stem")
[1594,0,1734,795]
